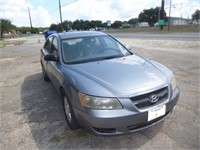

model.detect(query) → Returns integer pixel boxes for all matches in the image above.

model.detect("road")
[0,33,199,149]
[111,32,200,41]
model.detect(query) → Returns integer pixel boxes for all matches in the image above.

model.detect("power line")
[31,0,77,22]
[62,0,78,7]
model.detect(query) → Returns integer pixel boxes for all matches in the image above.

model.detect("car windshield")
[61,35,131,64]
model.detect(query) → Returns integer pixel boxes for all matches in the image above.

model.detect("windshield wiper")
[65,55,124,64]
[97,55,124,60]
[66,59,92,64]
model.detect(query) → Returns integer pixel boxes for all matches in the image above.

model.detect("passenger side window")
[44,37,53,53]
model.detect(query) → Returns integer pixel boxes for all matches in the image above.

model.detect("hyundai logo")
[149,95,159,103]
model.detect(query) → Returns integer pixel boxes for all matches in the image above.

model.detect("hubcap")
[64,96,72,123]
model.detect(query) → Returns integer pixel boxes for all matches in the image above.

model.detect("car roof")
[57,31,107,39]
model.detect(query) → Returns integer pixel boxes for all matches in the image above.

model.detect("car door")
[46,36,62,92]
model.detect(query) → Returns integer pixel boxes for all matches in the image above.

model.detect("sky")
[0,0,199,27]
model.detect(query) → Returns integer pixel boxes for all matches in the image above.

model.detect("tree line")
[49,18,139,32]
[49,7,165,32]
[0,8,199,37]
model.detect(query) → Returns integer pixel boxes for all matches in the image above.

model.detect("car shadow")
[21,73,164,149]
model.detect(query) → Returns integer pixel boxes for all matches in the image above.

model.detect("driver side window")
[44,37,53,53]
[51,37,58,56]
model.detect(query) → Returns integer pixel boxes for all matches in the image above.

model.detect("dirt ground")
[0,34,199,149]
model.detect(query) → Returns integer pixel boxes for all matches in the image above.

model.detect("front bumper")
[74,87,180,135]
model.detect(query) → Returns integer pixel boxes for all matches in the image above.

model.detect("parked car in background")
[139,22,149,27]
[154,22,159,27]
[40,31,179,135]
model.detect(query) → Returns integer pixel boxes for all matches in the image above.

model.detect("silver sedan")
[40,31,180,135]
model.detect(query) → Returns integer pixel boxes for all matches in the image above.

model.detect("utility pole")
[168,0,172,31]
[58,0,63,27]
[160,0,165,30]
[158,7,161,21]
[180,3,183,18]
[28,7,33,33]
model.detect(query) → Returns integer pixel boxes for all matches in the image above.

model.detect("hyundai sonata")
[40,31,179,135]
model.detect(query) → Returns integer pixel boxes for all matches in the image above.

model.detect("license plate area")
[148,105,166,121]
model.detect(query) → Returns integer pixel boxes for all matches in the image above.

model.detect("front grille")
[130,86,168,109]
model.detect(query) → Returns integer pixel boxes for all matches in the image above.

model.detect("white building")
[168,17,190,25]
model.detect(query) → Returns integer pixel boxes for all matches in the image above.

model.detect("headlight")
[171,76,177,91]
[79,93,122,110]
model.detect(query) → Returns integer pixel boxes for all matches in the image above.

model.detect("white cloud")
[31,6,51,27]
[0,0,51,27]
[61,0,161,23]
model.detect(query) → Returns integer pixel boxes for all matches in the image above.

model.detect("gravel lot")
[0,34,199,149]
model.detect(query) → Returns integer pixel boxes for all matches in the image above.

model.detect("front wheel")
[63,94,79,130]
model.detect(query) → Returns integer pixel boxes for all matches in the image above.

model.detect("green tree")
[90,20,103,28]
[192,9,200,20]
[57,23,63,32]
[102,22,107,28]
[138,7,167,27]
[49,24,58,31]
[0,18,16,38]
[62,20,73,31]
[128,18,138,26]
[72,20,81,30]
[111,21,122,28]
[82,20,90,30]
[17,26,30,34]
[31,27,39,33]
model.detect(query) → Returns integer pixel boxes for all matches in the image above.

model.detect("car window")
[51,37,58,56]
[62,35,131,64]
[102,36,129,55]
[44,36,53,53]
[103,36,118,49]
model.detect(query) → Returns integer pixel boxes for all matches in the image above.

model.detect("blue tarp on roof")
[43,30,57,40]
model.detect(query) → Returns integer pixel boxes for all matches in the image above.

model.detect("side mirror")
[44,54,58,61]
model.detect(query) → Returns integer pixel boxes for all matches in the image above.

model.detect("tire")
[42,65,50,81]
[62,92,79,130]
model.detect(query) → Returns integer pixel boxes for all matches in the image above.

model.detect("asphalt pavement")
[110,32,200,41]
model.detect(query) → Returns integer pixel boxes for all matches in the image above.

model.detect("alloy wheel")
[64,96,72,123]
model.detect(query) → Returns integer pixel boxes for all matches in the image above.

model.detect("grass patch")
[49,127,88,143]
[75,129,88,137]
[106,25,200,33]
[0,41,5,48]
[50,135,65,143]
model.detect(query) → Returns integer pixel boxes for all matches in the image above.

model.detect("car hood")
[64,55,169,97]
